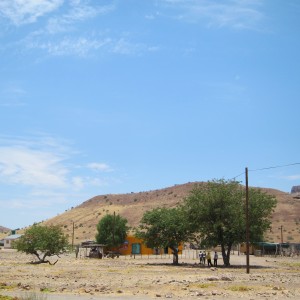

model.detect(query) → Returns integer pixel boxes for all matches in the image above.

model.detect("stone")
[291,185,300,193]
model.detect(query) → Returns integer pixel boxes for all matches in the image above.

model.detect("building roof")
[4,234,22,240]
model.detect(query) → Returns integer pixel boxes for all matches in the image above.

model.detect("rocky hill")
[0,226,11,234]
[291,185,300,194]
[20,182,300,245]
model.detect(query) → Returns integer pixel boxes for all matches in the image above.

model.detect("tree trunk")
[171,247,179,265]
[221,244,232,266]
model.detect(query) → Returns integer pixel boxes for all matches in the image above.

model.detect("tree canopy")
[136,207,191,265]
[95,213,129,248]
[183,179,277,266]
[15,224,69,264]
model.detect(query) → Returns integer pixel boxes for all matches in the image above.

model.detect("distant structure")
[291,185,300,194]
[3,233,22,249]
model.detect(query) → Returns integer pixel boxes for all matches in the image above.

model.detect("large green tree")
[95,213,129,248]
[183,179,277,266]
[136,207,191,265]
[15,224,69,264]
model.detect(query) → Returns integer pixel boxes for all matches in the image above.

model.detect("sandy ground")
[1,249,300,299]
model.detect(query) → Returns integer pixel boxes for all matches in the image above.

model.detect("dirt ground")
[1,249,300,300]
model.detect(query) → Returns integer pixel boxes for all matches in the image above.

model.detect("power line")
[249,162,300,172]
[231,162,300,181]
[232,172,245,180]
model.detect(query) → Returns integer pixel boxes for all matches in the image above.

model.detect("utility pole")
[245,167,250,274]
[278,225,283,255]
[72,221,75,251]
[279,225,283,244]
[113,211,116,246]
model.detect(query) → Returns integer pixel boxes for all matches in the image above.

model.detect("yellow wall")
[116,235,183,255]
[240,243,255,255]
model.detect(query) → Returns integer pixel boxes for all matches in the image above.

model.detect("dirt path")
[1,249,300,299]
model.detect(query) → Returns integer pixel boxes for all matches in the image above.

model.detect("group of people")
[199,250,218,267]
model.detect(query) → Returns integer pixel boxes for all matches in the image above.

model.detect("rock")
[211,290,222,295]
[291,185,300,193]
[220,275,233,281]
[206,276,219,281]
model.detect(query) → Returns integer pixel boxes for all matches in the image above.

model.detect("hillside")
[20,182,300,245]
[0,226,10,233]
[41,182,198,244]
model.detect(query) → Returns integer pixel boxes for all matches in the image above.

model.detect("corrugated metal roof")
[4,234,22,240]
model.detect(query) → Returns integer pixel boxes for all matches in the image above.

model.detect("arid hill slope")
[0,226,11,233]
[29,182,300,244]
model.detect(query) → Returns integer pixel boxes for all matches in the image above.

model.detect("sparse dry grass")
[1,250,300,299]
[227,285,253,292]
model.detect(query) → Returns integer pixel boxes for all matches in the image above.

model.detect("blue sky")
[0,0,299,229]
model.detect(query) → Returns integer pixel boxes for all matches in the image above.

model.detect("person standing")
[214,251,218,267]
[203,251,206,265]
[199,251,203,264]
[207,251,212,267]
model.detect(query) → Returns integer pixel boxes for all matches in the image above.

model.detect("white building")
[3,234,22,249]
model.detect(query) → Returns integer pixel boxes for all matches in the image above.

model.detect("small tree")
[15,224,69,264]
[95,213,129,248]
[136,207,190,265]
[183,179,277,266]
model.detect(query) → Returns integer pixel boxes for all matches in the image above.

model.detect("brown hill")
[0,226,11,234]
[39,182,300,245]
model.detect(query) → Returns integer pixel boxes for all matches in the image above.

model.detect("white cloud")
[0,135,121,227]
[46,1,115,34]
[74,176,110,188]
[0,146,68,188]
[24,34,153,57]
[0,135,118,192]
[1,1,152,58]
[27,36,112,57]
[71,176,85,190]
[157,0,264,30]
[283,175,300,181]
[112,38,148,55]
[87,163,113,172]
[0,0,64,26]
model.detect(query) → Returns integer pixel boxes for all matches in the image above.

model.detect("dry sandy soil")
[1,249,300,300]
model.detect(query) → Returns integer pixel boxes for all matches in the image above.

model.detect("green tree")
[183,179,277,266]
[95,213,129,248]
[136,207,190,265]
[15,224,69,264]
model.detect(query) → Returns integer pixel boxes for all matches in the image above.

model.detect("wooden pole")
[113,211,115,246]
[72,221,75,251]
[245,167,250,274]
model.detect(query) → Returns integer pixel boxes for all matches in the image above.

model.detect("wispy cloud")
[23,33,154,58]
[1,1,156,58]
[26,36,112,57]
[46,1,115,34]
[0,134,116,191]
[283,175,300,181]
[0,145,68,188]
[8,0,149,58]
[157,0,265,30]
[0,0,64,26]
[0,134,118,226]
[87,163,113,172]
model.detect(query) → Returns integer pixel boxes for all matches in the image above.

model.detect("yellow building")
[115,235,182,256]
